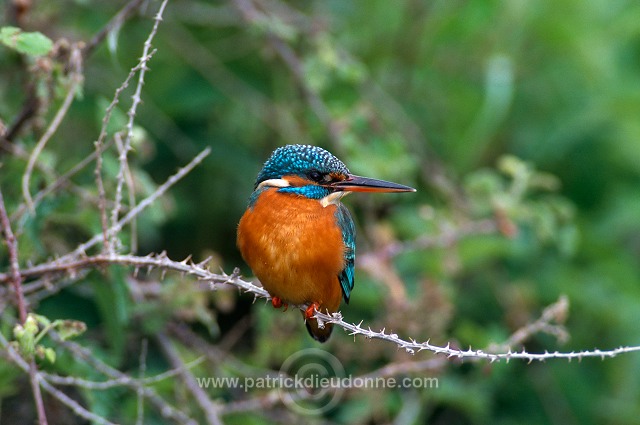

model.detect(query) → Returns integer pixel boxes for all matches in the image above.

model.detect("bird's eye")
[307,170,324,182]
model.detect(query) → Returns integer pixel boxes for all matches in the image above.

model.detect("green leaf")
[55,320,87,340]
[44,347,57,364]
[0,26,53,56]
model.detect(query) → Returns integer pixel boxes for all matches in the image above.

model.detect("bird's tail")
[304,313,333,343]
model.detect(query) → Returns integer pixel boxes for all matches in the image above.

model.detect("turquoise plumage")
[336,203,355,303]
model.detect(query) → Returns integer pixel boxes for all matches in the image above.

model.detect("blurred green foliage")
[1,0,640,424]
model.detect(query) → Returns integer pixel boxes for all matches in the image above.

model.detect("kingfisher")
[237,145,415,342]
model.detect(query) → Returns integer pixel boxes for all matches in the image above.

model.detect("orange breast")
[237,188,345,313]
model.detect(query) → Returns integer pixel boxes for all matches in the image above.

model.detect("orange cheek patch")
[329,172,347,182]
[283,175,313,187]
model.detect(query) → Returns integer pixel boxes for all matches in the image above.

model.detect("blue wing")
[335,203,355,303]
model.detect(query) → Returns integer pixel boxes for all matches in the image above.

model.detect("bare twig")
[359,358,446,381]
[157,332,224,425]
[22,44,84,213]
[49,332,199,425]
[0,189,27,323]
[37,378,113,425]
[136,339,148,425]
[11,137,116,224]
[361,218,498,263]
[168,322,275,379]
[94,129,110,253]
[0,189,48,424]
[0,333,108,425]
[93,54,160,254]
[494,295,570,351]
[40,356,205,390]
[114,132,139,251]
[69,146,211,259]
[29,359,48,425]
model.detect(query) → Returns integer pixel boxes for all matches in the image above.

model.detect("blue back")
[335,203,356,303]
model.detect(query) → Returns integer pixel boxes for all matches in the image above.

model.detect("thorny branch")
[94,51,159,253]
[110,0,168,252]
[2,251,639,363]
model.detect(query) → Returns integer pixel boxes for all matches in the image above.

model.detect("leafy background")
[1,0,640,424]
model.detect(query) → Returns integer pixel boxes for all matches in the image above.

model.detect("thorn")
[197,256,213,268]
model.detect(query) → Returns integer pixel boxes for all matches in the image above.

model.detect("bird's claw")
[271,297,289,311]
[305,302,320,320]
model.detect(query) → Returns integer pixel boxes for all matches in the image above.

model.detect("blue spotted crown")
[255,145,350,188]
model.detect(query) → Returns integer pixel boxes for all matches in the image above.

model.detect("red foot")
[305,302,321,320]
[271,297,283,308]
[271,297,289,311]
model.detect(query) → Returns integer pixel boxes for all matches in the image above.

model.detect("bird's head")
[253,145,415,206]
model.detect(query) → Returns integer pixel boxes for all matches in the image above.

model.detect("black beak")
[329,174,416,193]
